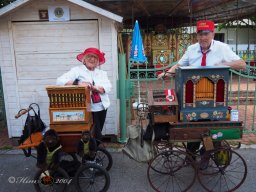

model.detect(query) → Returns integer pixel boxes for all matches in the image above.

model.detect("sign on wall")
[48,6,70,21]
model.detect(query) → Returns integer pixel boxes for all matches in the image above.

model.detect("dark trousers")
[92,109,107,141]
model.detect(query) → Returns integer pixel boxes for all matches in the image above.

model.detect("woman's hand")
[78,81,92,88]
[91,85,105,94]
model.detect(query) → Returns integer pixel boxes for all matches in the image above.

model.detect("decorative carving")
[212,111,224,119]
[185,112,197,121]
[200,112,209,119]
[200,101,210,105]
[152,50,172,65]
[151,33,168,50]
[143,34,152,58]
[168,32,177,62]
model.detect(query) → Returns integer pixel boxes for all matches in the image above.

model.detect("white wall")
[0,0,119,137]
[216,28,256,51]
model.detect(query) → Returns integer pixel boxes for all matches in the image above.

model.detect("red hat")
[196,20,214,33]
[77,48,105,65]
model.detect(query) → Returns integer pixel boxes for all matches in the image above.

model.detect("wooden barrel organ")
[148,66,243,142]
[46,86,93,152]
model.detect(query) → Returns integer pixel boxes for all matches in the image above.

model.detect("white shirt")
[178,40,241,67]
[56,65,112,112]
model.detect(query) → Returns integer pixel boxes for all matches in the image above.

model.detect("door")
[11,20,99,136]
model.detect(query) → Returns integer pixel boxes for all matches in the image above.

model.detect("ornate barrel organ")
[175,66,230,122]
[46,86,93,152]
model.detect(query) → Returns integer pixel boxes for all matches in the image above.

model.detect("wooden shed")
[0,0,123,138]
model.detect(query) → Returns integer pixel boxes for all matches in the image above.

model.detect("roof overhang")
[0,0,123,23]
[0,0,30,17]
[67,0,123,22]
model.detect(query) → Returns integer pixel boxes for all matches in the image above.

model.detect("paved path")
[0,149,255,192]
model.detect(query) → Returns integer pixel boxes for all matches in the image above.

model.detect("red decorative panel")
[216,79,225,102]
[185,80,193,103]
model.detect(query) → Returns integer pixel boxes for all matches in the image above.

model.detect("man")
[157,20,246,167]
[158,20,246,79]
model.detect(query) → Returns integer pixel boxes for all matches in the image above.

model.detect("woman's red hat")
[196,20,215,33]
[77,48,106,65]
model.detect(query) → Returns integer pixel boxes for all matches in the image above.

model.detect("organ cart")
[16,86,112,192]
[146,66,247,192]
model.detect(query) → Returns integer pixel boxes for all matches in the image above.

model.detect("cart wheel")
[34,167,70,192]
[75,163,110,192]
[198,148,247,192]
[95,147,113,171]
[147,150,196,192]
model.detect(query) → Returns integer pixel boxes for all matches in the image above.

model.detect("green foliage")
[0,0,17,8]
[217,17,256,31]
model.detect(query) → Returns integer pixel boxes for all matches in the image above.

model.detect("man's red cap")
[196,20,214,33]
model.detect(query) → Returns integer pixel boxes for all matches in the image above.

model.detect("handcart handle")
[22,148,31,157]
[15,107,32,119]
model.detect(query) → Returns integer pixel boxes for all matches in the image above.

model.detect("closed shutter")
[13,20,99,81]
[11,20,99,128]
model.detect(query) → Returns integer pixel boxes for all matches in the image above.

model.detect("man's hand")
[157,71,170,79]
[157,64,179,79]
[157,71,176,79]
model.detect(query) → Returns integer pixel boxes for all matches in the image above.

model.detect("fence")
[127,59,256,133]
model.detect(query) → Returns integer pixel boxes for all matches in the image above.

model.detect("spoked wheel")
[95,147,113,171]
[153,141,173,154]
[147,150,196,192]
[34,167,70,192]
[198,148,247,192]
[75,163,110,192]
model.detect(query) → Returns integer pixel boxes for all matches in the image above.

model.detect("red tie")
[201,52,207,66]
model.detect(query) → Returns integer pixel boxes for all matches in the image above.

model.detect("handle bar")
[15,107,32,119]
[161,71,175,80]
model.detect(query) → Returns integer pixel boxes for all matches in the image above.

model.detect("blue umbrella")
[130,20,147,64]
[129,20,147,105]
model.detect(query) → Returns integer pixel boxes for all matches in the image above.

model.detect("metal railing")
[127,60,256,132]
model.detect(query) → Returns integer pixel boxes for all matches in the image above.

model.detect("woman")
[56,47,112,142]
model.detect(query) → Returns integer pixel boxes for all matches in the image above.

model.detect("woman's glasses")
[86,54,99,60]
